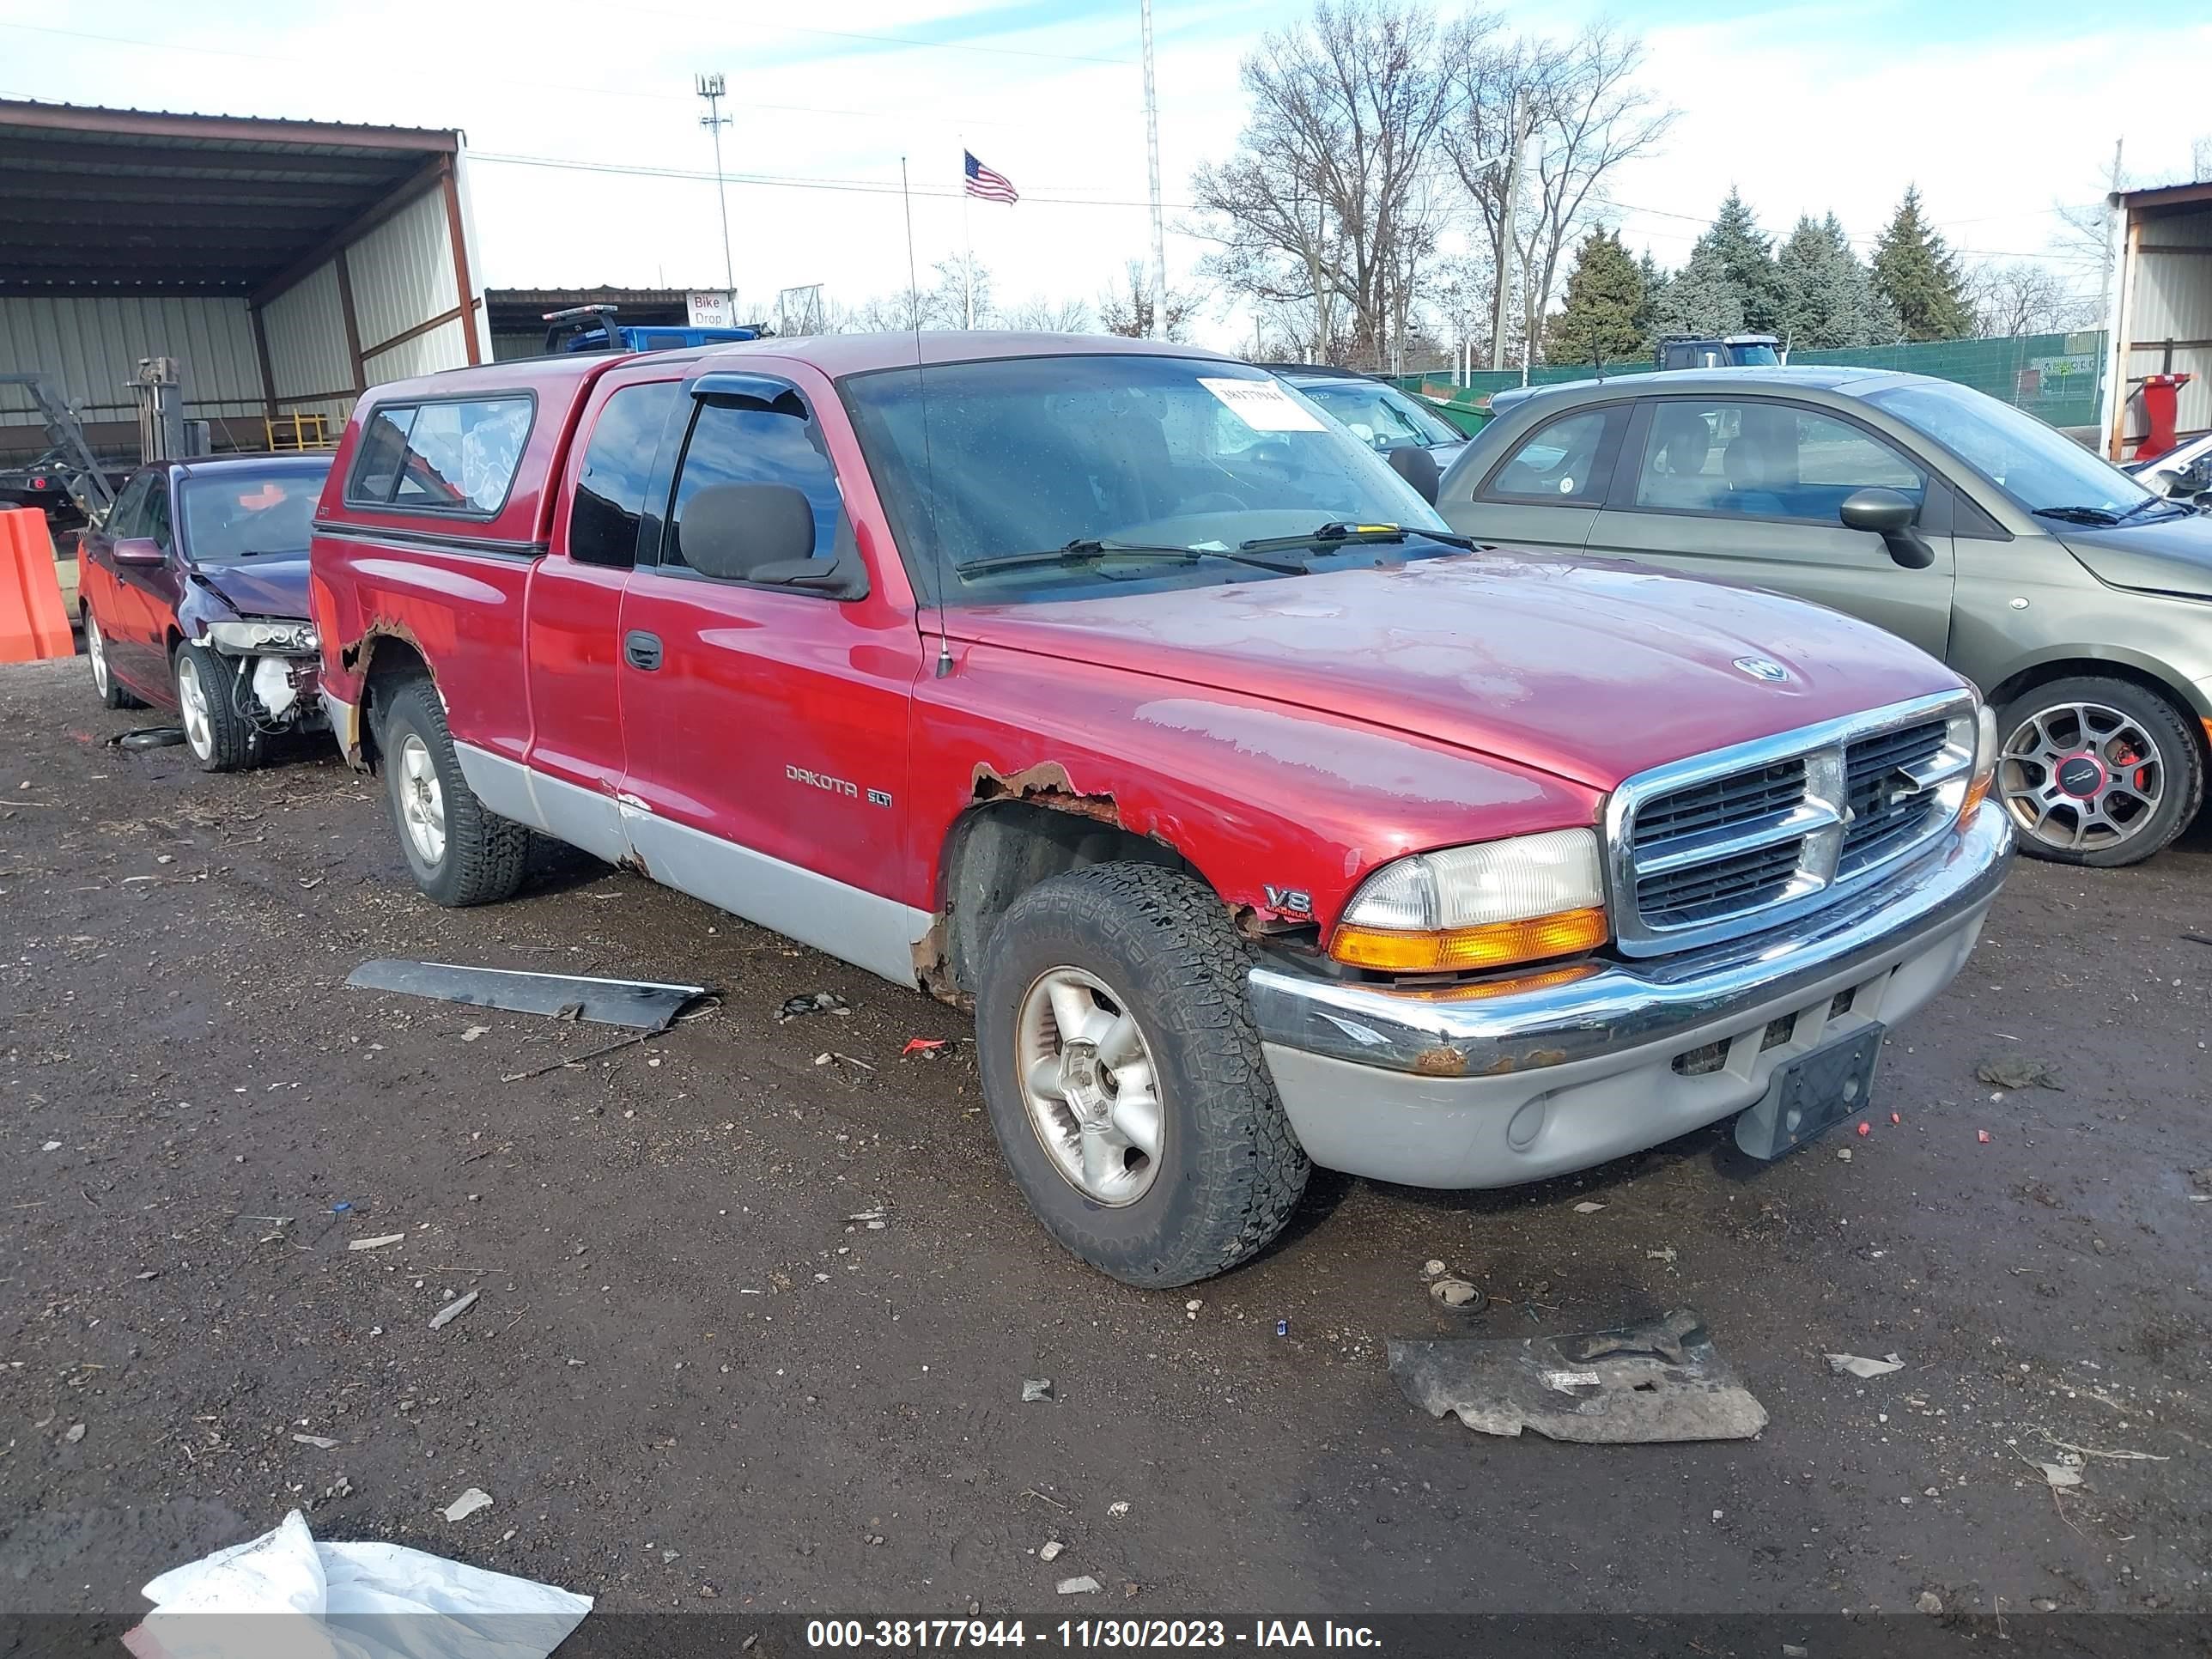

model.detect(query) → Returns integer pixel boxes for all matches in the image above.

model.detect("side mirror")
[678,482,860,595]
[112,537,165,567]
[1838,487,1935,570]
[1387,443,1441,507]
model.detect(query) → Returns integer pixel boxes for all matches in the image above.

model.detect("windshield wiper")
[953,538,1304,578]
[1237,521,1480,556]
[2113,495,2181,524]
[2031,505,2125,526]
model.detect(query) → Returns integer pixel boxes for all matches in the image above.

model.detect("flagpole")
[960,137,975,330]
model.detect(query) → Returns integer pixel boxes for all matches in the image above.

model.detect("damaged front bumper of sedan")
[202,619,327,730]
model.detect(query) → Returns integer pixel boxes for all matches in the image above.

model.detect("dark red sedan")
[76,453,333,771]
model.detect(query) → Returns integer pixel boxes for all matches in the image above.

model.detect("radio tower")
[1139,0,1168,339]
[696,73,736,302]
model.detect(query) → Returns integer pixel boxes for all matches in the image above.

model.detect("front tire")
[975,862,1310,1287]
[376,675,530,907]
[1995,676,2202,867]
[173,641,259,772]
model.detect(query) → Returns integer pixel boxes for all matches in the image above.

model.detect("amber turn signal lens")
[1959,703,1998,825]
[1960,772,1993,821]
[1330,906,1610,973]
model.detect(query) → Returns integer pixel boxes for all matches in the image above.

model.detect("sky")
[4,0,2209,351]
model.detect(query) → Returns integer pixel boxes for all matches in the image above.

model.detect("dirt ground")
[3,652,2210,1626]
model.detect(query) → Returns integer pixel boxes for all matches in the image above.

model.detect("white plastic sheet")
[124,1509,591,1659]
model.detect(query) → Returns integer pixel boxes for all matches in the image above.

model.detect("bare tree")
[848,289,928,332]
[1098,259,1198,340]
[1964,258,2097,337]
[1189,0,1454,368]
[1441,20,1674,363]
[923,254,996,329]
[1004,294,1097,332]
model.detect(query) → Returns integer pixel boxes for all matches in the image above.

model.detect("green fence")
[1403,331,2108,434]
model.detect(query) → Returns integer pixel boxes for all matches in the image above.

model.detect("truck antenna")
[902,155,954,679]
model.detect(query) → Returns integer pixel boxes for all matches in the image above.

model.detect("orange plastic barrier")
[0,507,73,664]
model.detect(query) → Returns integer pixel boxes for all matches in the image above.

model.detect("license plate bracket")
[1733,1023,1886,1161]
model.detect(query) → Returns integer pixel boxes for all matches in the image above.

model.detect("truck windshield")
[1865,378,2156,519]
[842,354,1454,605]
[1732,343,1780,366]
[179,468,330,562]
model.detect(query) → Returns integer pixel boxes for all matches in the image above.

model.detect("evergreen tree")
[1702,188,1784,332]
[1635,249,1668,356]
[1547,228,1646,367]
[1871,186,1971,342]
[1775,214,1897,348]
[1654,240,1745,338]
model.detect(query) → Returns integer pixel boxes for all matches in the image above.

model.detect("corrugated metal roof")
[0,98,459,297]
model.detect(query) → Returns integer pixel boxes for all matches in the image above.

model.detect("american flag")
[963,149,1018,204]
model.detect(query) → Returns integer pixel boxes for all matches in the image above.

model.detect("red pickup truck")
[309,334,2013,1286]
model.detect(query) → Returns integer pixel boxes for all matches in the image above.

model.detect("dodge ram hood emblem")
[1731,655,1790,684]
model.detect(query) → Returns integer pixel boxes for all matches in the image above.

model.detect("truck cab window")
[351,407,416,502]
[569,381,679,568]
[664,398,846,580]
[348,398,534,514]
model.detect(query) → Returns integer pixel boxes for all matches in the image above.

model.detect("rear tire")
[1995,676,2201,867]
[173,641,260,772]
[376,675,530,907]
[83,606,143,710]
[975,862,1309,1287]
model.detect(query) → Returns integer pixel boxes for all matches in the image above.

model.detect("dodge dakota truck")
[309,334,2013,1287]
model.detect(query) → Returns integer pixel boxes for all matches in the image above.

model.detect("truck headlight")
[205,619,318,656]
[1329,828,1609,973]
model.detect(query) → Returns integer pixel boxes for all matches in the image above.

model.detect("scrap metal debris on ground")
[1388,1309,1768,1443]
[345,959,711,1032]
[778,991,849,1021]
[1826,1352,1906,1379]
[122,1508,586,1659]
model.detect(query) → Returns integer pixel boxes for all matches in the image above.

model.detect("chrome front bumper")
[1247,800,2013,1188]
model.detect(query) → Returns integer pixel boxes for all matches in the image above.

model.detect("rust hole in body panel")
[969,760,1122,825]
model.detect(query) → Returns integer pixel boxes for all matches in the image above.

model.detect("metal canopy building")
[0,99,486,463]
[2101,178,2212,459]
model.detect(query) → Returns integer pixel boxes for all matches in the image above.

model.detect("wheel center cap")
[2056,754,2106,799]
[1060,1043,1109,1121]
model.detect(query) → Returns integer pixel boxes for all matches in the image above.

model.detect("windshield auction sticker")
[1199,377,1327,433]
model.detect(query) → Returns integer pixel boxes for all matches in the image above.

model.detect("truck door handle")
[623,630,662,672]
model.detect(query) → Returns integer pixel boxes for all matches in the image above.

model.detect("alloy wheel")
[175,653,214,760]
[395,732,447,866]
[1999,701,2165,854]
[1013,966,1165,1206]
[86,612,110,698]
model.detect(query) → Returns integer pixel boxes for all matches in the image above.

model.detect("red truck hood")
[953,550,1963,791]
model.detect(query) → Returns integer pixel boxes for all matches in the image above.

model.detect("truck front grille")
[1607,696,1978,957]
[1635,838,1805,929]
[1839,719,1952,873]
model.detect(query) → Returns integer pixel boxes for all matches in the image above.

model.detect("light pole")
[1487,92,1530,373]
[696,73,736,305]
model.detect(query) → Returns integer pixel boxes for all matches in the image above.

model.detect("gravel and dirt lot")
[3,653,2209,1628]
